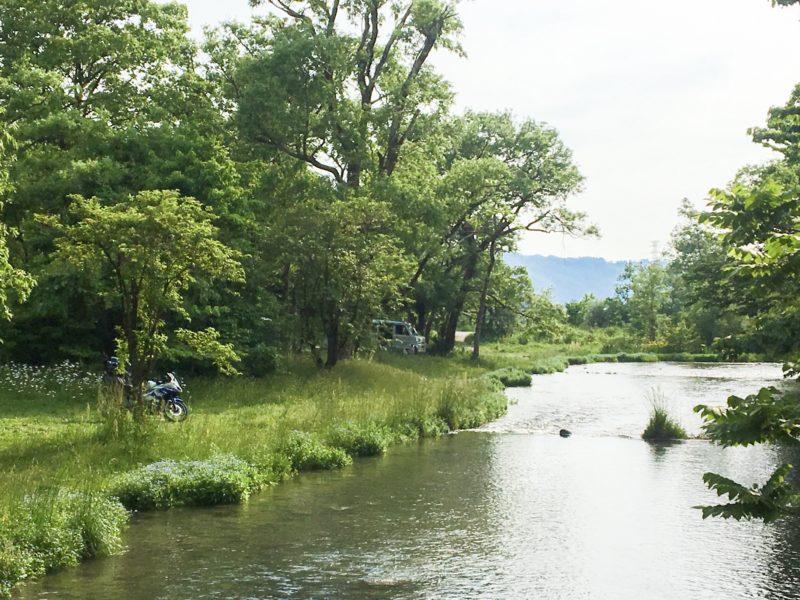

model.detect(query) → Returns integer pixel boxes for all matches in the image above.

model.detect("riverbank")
[0,354,515,597]
[0,341,751,596]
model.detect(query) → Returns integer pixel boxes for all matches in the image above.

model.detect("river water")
[15,362,800,599]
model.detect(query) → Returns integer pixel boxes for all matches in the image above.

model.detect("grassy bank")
[0,354,507,596]
[478,340,724,376]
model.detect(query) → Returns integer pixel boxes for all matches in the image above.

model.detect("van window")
[394,324,404,335]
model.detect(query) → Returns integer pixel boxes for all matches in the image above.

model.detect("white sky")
[180,0,800,260]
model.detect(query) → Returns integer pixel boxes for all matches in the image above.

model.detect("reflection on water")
[15,363,800,600]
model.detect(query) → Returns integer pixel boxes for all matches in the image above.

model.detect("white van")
[373,319,426,354]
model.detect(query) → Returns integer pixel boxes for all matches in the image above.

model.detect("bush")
[437,379,507,430]
[617,352,659,363]
[0,490,128,598]
[642,392,687,441]
[109,455,268,511]
[485,367,531,388]
[588,353,619,363]
[242,344,280,377]
[328,422,392,457]
[529,356,569,374]
[396,414,450,439]
[283,431,352,471]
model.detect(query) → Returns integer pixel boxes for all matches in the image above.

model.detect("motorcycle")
[143,372,189,422]
[103,357,189,421]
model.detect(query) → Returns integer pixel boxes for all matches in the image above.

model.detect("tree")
[270,193,411,368]
[616,262,671,342]
[666,200,748,352]
[695,79,800,521]
[0,0,242,362]
[405,112,586,357]
[0,117,34,324]
[40,191,244,415]
[213,0,462,189]
[565,294,596,326]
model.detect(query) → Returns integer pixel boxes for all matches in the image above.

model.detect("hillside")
[504,254,632,304]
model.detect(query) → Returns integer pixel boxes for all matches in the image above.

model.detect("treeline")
[0,0,590,374]
[559,0,800,366]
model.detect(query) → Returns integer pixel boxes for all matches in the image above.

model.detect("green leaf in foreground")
[697,465,800,523]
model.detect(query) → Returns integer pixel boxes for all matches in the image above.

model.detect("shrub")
[397,415,450,438]
[588,353,618,363]
[328,422,392,457]
[617,352,659,363]
[109,455,268,511]
[437,379,507,430]
[529,357,569,374]
[485,367,531,388]
[692,354,721,363]
[283,431,352,471]
[242,344,280,377]
[0,490,128,598]
[642,391,687,441]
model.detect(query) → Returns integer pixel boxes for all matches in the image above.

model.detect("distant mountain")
[504,254,632,304]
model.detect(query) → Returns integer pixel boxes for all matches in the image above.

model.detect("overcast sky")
[180,0,800,260]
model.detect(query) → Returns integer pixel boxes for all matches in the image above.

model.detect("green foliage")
[270,194,411,367]
[694,387,800,447]
[695,363,800,522]
[242,344,280,377]
[0,120,34,325]
[485,367,532,388]
[109,455,269,511]
[617,352,660,363]
[698,466,800,523]
[328,422,393,457]
[175,328,241,376]
[0,490,128,598]
[642,399,687,441]
[529,356,570,374]
[41,190,244,405]
[616,262,672,342]
[436,379,507,430]
[282,431,352,471]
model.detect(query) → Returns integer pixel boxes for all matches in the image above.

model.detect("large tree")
[210,0,462,189]
[402,112,587,357]
[0,0,242,361]
[0,118,34,324]
[40,191,244,414]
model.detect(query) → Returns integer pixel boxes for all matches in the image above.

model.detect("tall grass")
[641,389,687,441]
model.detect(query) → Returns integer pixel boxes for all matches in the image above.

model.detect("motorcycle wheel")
[163,398,189,422]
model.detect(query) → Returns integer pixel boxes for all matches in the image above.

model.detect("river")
[15,362,800,599]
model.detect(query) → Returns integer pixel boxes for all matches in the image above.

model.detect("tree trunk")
[414,296,427,338]
[472,241,497,361]
[325,319,339,368]
[436,225,479,354]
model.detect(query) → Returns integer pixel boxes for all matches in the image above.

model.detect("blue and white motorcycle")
[103,358,188,421]
[143,372,189,422]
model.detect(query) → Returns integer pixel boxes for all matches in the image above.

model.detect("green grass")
[0,355,507,597]
[641,390,688,441]
[485,367,532,388]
